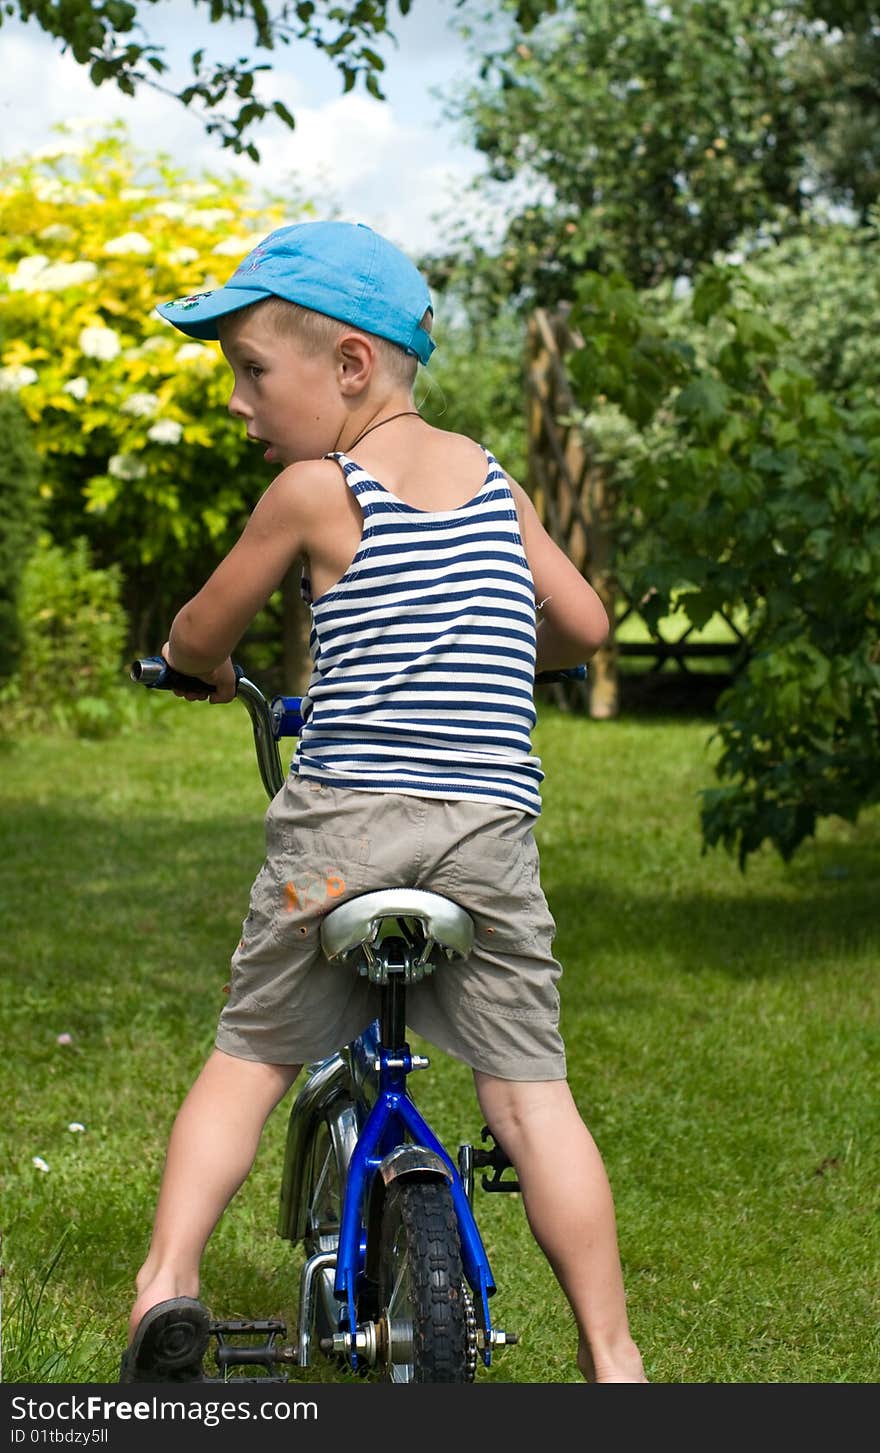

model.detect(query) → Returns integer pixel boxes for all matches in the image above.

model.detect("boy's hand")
[160,644,237,704]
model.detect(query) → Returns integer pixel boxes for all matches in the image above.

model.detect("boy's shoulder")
[269,456,345,501]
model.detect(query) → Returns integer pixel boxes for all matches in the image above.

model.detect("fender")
[364,1144,453,1282]
[277,1052,359,1242]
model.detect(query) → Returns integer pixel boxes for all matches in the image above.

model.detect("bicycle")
[130,655,584,1384]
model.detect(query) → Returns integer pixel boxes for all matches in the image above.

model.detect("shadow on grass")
[548,843,880,984]
[554,871,877,988]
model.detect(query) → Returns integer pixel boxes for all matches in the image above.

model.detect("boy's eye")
[248,365,264,380]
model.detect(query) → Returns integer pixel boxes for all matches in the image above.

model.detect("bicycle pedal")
[209,1319,298,1375]
[472,1125,521,1193]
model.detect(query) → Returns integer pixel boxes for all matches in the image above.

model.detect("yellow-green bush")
[0,126,311,644]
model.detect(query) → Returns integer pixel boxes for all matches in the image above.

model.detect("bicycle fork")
[330,1069,503,1369]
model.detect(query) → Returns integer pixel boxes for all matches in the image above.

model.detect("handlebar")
[129,657,586,804]
[130,656,296,799]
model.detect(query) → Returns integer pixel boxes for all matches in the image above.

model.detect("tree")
[564,224,880,866]
[437,0,880,303]
[795,1,880,219]
[4,1,557,159]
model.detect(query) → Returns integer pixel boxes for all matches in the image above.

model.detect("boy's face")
[218,304,341,467]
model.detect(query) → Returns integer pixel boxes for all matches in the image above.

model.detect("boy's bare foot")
[578,1337,648,1383]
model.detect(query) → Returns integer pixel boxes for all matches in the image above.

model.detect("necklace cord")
[347,410,421,451]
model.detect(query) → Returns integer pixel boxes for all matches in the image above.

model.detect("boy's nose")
[228,387,250,420]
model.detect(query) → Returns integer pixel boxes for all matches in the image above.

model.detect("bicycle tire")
[377,1177,468,1383]
[302,1102,357,1345]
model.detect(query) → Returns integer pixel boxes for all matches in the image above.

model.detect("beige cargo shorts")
[215,775,566,1081]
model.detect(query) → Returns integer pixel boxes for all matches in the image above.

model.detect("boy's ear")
[336,331,375,394]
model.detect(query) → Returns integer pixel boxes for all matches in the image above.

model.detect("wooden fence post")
[526,307,619,718]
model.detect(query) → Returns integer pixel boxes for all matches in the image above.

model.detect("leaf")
[272,100,295,129]
[675,376,730,427]
[692,271,734,325]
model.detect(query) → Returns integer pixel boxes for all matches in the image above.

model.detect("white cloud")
[0,19,495,256]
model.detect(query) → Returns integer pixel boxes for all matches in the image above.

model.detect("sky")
[0,1,509,255]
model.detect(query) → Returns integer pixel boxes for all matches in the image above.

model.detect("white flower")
[0,364,38,391]
[33,261,98,291]
[108,453,148,481]
[176,342,208,362]
[103,231,152,256]
[32,1156,50,1173]
[8,254,50,289]
[212,234,264,256]
[192,208,235,227]
[56,1032,74,1046]
[122,391,160,418]
[38,223,75,242]
[154,202,188,220]
[67,1122,86,1133]
[63,377,89,401]
[179,182,220,200]
[34,136,85,159]
[32,179,65,202]
[79,326,121,361]
[147,419,183,445]
[9,253,97,292]
[167,246,200,266]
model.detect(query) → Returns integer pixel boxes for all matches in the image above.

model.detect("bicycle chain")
[462,1285,478,1382]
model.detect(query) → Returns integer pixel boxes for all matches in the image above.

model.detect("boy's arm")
[507,476,610,672]
[165,461,320,697]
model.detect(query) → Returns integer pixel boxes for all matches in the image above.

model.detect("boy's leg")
[473,1071,646,1383]
[129,1048,300,1343]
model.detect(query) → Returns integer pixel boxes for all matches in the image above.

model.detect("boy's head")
[157,220,435,373]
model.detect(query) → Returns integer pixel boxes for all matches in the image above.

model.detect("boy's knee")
[474,1072,574,1148]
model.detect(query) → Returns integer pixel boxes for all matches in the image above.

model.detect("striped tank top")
[291,446,544,815]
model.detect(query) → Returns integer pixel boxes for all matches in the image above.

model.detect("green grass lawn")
[1,695,877,1384]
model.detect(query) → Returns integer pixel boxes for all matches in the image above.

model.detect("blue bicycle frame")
[336,1023,497,1366]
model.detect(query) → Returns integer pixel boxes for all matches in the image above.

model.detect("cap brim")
[155,285,271,339]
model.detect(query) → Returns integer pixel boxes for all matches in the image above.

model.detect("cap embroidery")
[170,292,213,309]
[233,245,271,277]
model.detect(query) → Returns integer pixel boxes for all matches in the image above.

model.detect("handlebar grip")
[130,656,242,695]
[535,665,587,684]
[270,695,305,739]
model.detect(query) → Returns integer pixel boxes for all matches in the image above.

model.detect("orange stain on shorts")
[284,872,346,911]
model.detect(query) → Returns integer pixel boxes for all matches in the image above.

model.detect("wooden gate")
[526,306,746,717]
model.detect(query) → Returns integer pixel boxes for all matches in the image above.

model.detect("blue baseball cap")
[156,220,435,364]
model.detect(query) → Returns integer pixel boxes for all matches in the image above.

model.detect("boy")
[121,220,646,1384]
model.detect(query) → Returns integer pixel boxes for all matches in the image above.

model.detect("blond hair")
[240,296,432,388]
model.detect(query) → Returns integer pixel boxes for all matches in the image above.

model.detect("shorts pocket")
[448,828,547,952]
[266,827,371,946]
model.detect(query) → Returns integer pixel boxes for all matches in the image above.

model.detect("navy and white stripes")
[292,448,544,814]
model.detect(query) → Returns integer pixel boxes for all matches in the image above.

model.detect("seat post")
[379,974,408,1053]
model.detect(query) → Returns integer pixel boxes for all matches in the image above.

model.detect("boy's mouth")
[248,433,276,463]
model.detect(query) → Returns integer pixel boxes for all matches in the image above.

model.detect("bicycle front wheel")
[377,1177,470,1382]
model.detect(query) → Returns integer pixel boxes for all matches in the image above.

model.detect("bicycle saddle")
[320,888,475,981]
